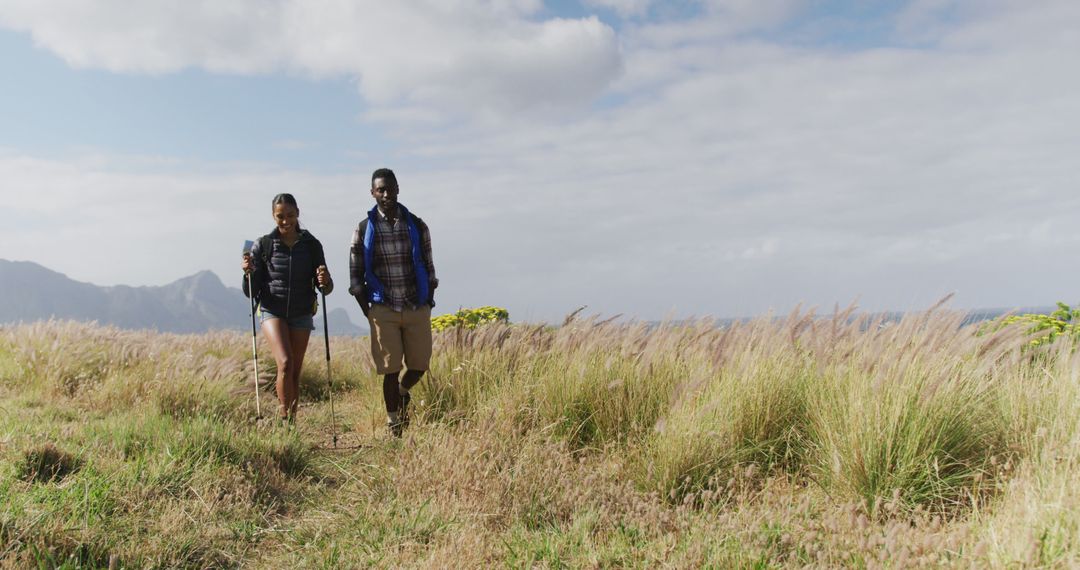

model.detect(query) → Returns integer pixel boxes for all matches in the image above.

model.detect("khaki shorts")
[368,304,433,374]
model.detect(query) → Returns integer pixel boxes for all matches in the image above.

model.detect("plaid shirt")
[349,206,437,312]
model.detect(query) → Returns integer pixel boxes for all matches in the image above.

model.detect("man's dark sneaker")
[387,419,404,438]
[400,392,411,429]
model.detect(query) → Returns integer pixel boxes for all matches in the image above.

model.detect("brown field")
[0,305,1077,568]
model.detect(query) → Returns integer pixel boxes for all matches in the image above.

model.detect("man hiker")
[349,168,438,437]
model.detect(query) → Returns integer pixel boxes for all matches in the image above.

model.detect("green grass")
[0,311,1077,567]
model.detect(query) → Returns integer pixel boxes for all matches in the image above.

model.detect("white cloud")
[702,0,800,28]
[371,0,1080,316]
[2,152,360,288]
[620,0,798,49]
[271,139,314,151]
[0,0,622,117]
[895,0,1080,50]
[4,1,1080,320]
[583,0,654,17]
[738,239,779,261]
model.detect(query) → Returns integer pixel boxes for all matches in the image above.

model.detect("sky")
[2,0,1079,324]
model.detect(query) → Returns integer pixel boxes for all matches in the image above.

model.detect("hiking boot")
[387,419,404,438]
[400,392,411,429]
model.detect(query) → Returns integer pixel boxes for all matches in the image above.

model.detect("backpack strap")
[309,235,326,272]
[258,235,273,265]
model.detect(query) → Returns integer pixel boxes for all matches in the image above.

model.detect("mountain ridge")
[0,259,367,335]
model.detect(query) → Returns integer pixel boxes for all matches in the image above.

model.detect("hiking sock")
[400,369,425,392]
[399,391,411,427]
[382,373,402,414]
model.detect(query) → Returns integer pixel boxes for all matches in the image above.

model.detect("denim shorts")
[258,308,315,331]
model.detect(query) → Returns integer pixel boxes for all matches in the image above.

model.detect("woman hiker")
[242,193,333,425]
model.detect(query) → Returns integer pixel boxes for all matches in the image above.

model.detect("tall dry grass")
[0,304,1077,567]
[417,305,1033,514]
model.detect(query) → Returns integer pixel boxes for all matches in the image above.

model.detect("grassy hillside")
[0,308,1077,568]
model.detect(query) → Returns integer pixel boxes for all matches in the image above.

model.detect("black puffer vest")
[242,229,329,319]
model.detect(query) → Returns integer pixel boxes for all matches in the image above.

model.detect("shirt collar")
[376,205,400,221]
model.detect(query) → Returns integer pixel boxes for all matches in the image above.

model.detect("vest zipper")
[285,242,293,318]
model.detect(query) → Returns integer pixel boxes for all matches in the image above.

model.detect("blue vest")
[363,203,430,306]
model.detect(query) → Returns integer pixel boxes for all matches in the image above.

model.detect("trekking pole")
[247,273,262,419]
[321,290,339,448]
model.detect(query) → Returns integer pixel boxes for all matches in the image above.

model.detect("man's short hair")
[372,168,398,189]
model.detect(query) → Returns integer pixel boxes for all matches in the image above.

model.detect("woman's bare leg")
[261,318,293,420]
[286,328,312,420]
